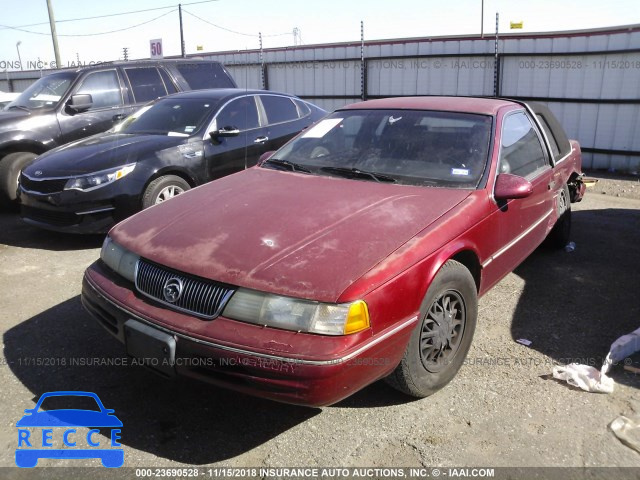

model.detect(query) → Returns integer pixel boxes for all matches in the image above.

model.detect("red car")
[82,96,585,407]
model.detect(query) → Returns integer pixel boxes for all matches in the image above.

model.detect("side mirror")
[258,151,276,164]
[67,94,93,113]
[209,126,240,144]
[494,173,533,200]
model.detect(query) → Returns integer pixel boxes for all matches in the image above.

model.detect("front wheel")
[142,175,190,209]
[385,260,478,398]
[0,151,38,209]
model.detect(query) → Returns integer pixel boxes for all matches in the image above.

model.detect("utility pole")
[122,47,129,61]
[46,0,62,68]
[494,12,499,96]
[179,4,186,58]
[481,0,484,38]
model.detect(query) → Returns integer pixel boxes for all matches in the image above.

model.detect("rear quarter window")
[176,63,236,90]
[261,95,299,125]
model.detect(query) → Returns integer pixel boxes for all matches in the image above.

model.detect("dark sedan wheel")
[142,175,191,209]
[385,260,477,398]
[0,151,37,209]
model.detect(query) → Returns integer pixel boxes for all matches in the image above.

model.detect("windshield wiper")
[263,158,311,173]
[320,166,396,183]
[7,104,30,112]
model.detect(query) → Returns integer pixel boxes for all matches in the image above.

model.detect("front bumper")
[81,261,416,407]
[18,181,142,234]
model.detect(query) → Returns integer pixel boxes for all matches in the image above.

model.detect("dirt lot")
[0,175,639,477]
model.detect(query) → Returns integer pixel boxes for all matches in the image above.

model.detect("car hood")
[24,133,191,176]
[111,168,471,302]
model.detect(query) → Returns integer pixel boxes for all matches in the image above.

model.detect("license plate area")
[124,319,176,377]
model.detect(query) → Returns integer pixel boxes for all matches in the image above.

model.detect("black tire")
[0,151,38,209]
[142,175,190,209]
[385,260,478,398]
[546,183,571,249]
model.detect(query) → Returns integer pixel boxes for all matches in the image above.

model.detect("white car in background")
[0,90,20,109]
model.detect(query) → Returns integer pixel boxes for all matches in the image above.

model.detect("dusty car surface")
[82,96,585,407]
[18,89,325,233]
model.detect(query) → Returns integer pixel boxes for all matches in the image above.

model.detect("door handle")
[112,113,126,122]
[254,136,268,144]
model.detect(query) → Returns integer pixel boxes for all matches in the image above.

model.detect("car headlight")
[100,236,139,282]
[222,288,370,335]
[65,164,135,192]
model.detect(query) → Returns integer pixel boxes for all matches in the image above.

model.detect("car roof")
[162,88,298,101]
[340,96,517,115]
[53,58,225,74]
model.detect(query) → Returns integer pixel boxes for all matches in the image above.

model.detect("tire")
[142,175,190,209]
[0,151,38,210]
[546,183,571,249]
[385,260,478,398]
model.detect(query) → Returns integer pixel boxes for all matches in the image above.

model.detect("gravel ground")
[0,174,639,477]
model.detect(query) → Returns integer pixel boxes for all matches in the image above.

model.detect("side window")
[74,70,122,110]
[176,63,236,90]
[124,67,168,103]
[158,68,177,94]
[499,112,548,178]
[535,114,560,158]
[294,99,311,118]
[215,96,259,131]
[260,95,299,125]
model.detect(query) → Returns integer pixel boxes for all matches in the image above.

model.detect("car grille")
[20,173,69,194]
[21,205,79,226]
[135,259,235,320]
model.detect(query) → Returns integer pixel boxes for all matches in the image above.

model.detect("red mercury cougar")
[82,97,585,407]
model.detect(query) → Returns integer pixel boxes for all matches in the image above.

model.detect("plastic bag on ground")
[552,363,614,393]
[610,415,640,454]
[602,327,640,374]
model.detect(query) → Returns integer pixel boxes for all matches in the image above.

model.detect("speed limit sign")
[150,39,163,59]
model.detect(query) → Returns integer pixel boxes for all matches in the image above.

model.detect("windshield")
[267,109,493,188]
[121,97,219,136]
[6,72,75,110]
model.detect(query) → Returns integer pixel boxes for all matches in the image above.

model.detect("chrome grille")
[135,259,235,319]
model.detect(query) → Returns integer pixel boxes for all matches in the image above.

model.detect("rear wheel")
[142,175,190,209]
[546,183,571,249]
[385,260,478,397]
[0,151,38,209]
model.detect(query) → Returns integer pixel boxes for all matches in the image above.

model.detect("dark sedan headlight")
[100,236,139,282]
[223,289,370,335]
[65,164,135,192]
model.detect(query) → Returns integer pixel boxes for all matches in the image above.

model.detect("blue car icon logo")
[16,391,123,468]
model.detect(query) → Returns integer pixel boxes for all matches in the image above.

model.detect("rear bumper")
[81,263,416,407]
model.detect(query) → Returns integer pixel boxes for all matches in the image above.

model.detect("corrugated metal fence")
[3,25,640,172]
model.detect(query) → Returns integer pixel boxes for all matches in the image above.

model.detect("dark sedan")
[18,89,326,233]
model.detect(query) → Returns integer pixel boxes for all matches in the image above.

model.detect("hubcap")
[155,185,184,204]
[419,290,466,373]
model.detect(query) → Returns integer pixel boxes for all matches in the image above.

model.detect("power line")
[182,9,292,38]
[0,9,177,37]
[0,0,218,31]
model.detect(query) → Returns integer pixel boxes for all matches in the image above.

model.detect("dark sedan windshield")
[122,97,220,136]
[267,109,493,188]
[6,72,75,110]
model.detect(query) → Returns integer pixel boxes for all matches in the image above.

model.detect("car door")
[482,110,554,282]
[57,69,133,144]
[257,94,308,158]
[203,95,267,180]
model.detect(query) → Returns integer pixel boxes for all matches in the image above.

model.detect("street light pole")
[16,41,23,70]
[46,0,62,68]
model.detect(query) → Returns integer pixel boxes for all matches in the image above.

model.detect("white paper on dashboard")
[301,118,343,138]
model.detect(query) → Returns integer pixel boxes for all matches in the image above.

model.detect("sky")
[0,0,639,71]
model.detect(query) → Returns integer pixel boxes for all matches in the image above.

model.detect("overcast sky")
[1,0,639,71]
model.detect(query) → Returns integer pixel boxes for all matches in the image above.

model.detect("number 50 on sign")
[150,39,163,59]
